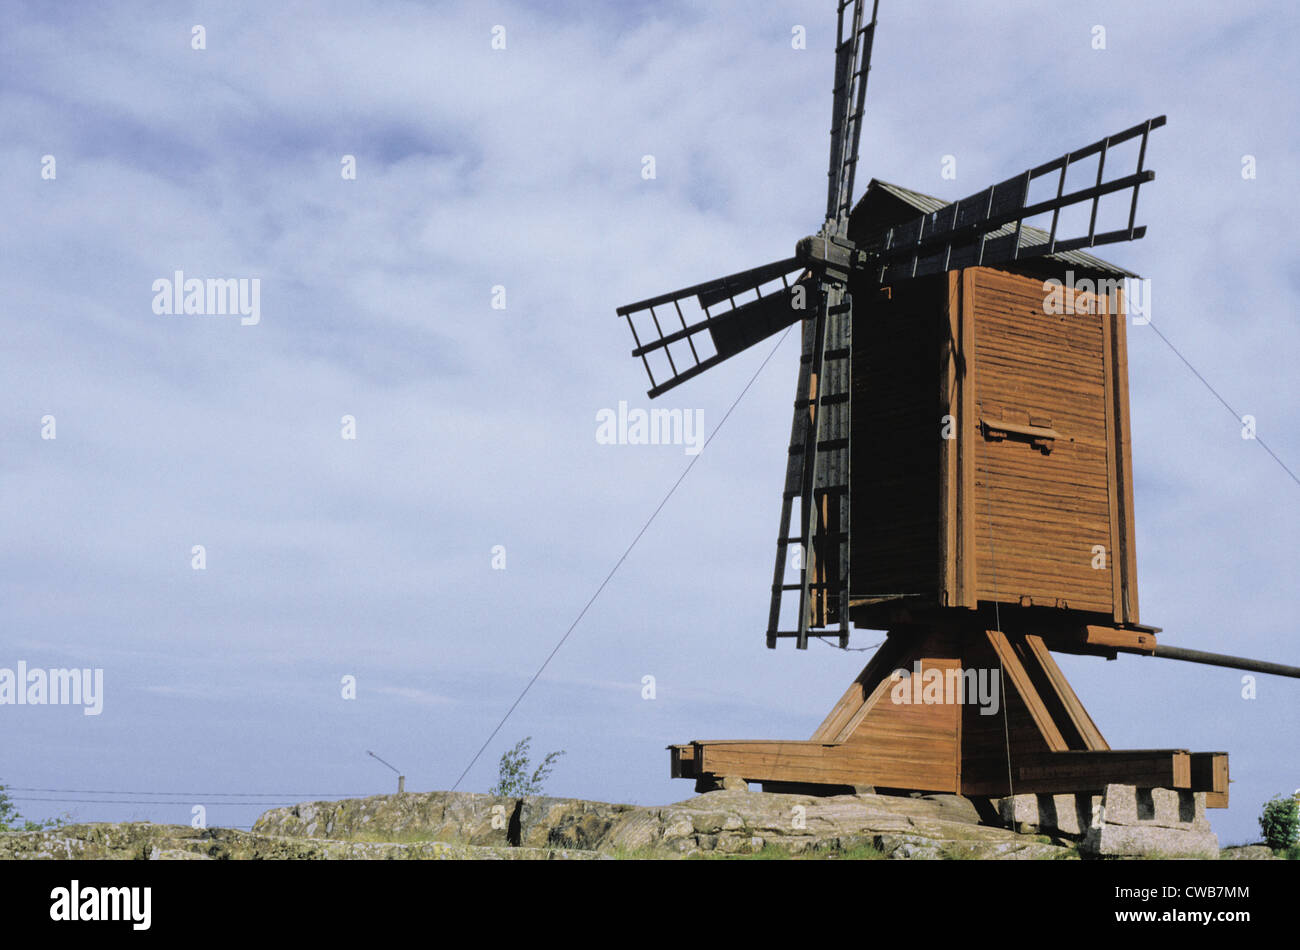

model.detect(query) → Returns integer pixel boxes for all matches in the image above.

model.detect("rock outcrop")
[252,788,1074,859]
[3,785,1243,860]
[0,822,603,860]
[250,790,638,850]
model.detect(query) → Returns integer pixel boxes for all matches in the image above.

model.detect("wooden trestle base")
[670,625,1230,807]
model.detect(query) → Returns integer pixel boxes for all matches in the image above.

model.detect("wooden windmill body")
[618,1,1297,806]
[849,182,1141,631]
[670,181,1211,803]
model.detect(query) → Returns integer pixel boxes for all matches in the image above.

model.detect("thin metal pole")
[1151,645,1300,679]
[367,750,406,793]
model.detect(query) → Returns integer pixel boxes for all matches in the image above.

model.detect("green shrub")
[1258,794,1300,851]
[0,782,65,832]
[490,737,565,797]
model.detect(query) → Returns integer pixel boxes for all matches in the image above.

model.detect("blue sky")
[1,0,1296,845]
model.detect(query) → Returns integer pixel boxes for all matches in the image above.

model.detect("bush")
[489,737,564,798]
[1258,794,1300,851]
[0,782,65,832]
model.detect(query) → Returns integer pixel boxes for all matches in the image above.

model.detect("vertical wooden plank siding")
[844,660,961,792]
[1112,287,1140,623]
[958,269,978,606]
[1101,292,1125,622]
[849,277,944,604]
[848,260,1141,625]
[969,267,1113,613]
[940,271,961,605]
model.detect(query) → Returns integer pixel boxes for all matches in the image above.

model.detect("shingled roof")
[850,179,1137,279]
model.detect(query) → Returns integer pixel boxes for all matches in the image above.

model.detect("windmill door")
[946,266,1139,623]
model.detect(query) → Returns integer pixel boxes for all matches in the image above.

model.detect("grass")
[711,843,796,860]
[607,844,677,860]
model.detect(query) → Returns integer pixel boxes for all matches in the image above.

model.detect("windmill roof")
[854,179,1138,279]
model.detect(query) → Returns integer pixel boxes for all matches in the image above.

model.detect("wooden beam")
[958,269,977,606]
[1112,286,1140,622]
[689,732,960,793]
[1021,634,1109,751]
[1191,751,1230,808]
[693,740,871,788]
[953,649,964,790]
[964,750,1193,796]
[1084,624,1157,655]
[810,675,871,744]
[1101,295,1125,623]
[1035,623,1158,659]
[979,419,1061,442]
[669,744,696,779]
[830,668,897,743]
[985,629,1068,751]
[941,270,960,605]
[809,636,902,741]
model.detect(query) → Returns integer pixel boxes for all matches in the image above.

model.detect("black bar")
[672,297,700,366]
[879,169,1156,268]
[616,257,801,315]
[1152,645,1300,679]
[648,306,677,377]
[645,354,727,398]
[1026,114,1167,177]
[629,280,805,358]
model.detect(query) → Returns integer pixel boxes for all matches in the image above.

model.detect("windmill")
[616,1,1299,803]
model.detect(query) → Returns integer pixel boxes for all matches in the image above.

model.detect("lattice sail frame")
[867,117,1165,282]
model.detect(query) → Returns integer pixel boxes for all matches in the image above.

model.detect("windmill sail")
[767,276,852,648]
[767,0,882,649]
[865,116,1166,283]
[827,0,880,229]
[617,257,809,398]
